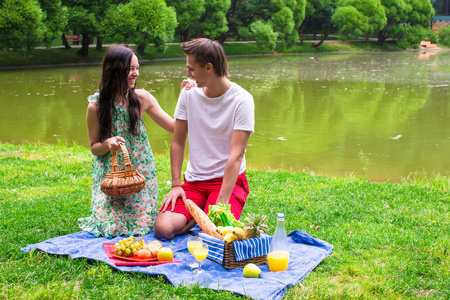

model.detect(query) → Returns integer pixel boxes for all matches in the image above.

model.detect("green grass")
[1,142,449,299]
[0,40,412,68]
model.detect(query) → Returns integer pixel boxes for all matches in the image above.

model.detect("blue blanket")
[21,227,333,300]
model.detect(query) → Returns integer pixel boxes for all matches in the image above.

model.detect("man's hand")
[160,186,186,212]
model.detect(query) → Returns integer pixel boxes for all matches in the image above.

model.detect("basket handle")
[110,142,133,176]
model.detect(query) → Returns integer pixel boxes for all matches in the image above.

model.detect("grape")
[113,236,145,257]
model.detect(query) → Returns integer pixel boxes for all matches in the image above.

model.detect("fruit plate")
[109,252,158,262]
[103,243,181,267]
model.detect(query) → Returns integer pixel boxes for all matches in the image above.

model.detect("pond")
[1,50,449,182]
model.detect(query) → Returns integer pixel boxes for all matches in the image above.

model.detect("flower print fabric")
[78,93,158,238]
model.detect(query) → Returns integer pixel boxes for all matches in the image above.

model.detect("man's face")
[186,55,209,87]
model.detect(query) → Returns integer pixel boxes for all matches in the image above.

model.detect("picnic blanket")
[21,226,333,300]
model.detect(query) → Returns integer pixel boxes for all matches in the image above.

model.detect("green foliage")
[333,6,368,39]
[102,4,136,44]
[199,0,231,39]
[439,26,450,47]
[166,0,205,31]
[335,0,387,42]
[270,6,295,38]
[0,0,46,52]
[405,24,429,46]
[250,20,278,51]
[39,0,69,48]
[408,0,435,27]
[102,0,177,52]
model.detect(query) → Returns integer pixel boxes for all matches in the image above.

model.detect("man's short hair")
[181,38,229,78]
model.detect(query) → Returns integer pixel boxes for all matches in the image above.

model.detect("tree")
[407,0,435,27]
[198,0,231,40]
[0,0,45,52]
[377,0,408,45]
[334,0,387,44]
[102,0,177,53]
[309,0,338,48]
[166,0,205,41]
[250,20,278,50]
[333,6,369,40]
[39,0,69,48]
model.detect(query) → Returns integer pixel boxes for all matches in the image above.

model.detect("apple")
[157,247,174,261]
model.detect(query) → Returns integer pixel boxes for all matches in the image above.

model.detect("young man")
[154,38,255,240]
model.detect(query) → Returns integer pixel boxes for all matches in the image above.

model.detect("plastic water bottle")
[268,213,290,272]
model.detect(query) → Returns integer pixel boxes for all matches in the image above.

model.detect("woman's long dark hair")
[98,45,141,142]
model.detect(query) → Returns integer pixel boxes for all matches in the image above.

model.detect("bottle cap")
[277,213,285,219]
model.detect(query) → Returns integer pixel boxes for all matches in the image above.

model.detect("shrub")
[438,26,450,46]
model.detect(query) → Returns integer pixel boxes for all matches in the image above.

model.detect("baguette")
[184,199,223,240]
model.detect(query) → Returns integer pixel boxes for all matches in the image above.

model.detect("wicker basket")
[211,240,268,270]
[100,142,146,197]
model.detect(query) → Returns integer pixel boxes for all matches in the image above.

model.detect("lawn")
[0,142,449,299]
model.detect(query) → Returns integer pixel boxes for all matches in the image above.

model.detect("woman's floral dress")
[78,93,158,238]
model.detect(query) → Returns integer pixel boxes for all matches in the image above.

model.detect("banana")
[216,226,224,235]
[232,228,247,241]
[223,233,238,243]
[221,226,234,236]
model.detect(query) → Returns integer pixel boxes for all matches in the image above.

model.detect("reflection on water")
[1,51,449,181]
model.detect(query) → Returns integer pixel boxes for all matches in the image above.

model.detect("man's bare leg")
[154,211,197,240]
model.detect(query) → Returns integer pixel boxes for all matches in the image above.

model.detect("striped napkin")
[199,232,225,264]
[199,232,272,264]
[233,233,271,261]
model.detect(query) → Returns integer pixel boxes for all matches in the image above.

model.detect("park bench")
[65,35,81,45]
[419,40,437,48]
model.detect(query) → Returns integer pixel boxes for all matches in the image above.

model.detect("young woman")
[78,45,174,238]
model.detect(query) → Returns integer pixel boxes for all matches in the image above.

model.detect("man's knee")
[154,212,187,240]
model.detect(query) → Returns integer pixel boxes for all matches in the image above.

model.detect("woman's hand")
[181,78,196,90]
[106,136,125,153]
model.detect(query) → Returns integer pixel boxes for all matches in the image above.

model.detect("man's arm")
[215,130,251,205]
[159,119,188,211]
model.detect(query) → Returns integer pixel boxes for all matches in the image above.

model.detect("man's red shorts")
[161,172,250,222]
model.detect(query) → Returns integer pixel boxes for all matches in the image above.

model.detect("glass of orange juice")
[187,236,203,269]
[192,243,209,274]
[268,250,289,272]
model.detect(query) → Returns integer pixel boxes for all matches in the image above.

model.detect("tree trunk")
[312,27,334,48]
[217,32,236,44]
[96,37,103,50]
[137,44,146,52]
[76,34,90,56]
[182,30,191,42]
[62,34,71,49]
[365,32,370,44]
[298,21,307,45]
[377,30,386,45]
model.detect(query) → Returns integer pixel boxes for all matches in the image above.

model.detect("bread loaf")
[184,199,223,240]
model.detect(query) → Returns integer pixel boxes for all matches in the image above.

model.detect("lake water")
[1,51,449,182]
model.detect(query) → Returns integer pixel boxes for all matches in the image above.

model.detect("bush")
[438,26,450,46]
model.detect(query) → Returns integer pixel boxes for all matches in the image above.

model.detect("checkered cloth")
[199,232,272,264]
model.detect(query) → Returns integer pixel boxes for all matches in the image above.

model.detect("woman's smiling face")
[128,54,139,89]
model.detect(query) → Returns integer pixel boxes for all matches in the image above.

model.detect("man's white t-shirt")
[174,83,255,182]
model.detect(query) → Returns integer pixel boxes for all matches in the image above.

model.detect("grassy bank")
[1,142,449,299]
[0,40,405,68]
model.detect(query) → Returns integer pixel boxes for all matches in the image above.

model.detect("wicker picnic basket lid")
[100,142,146,197]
